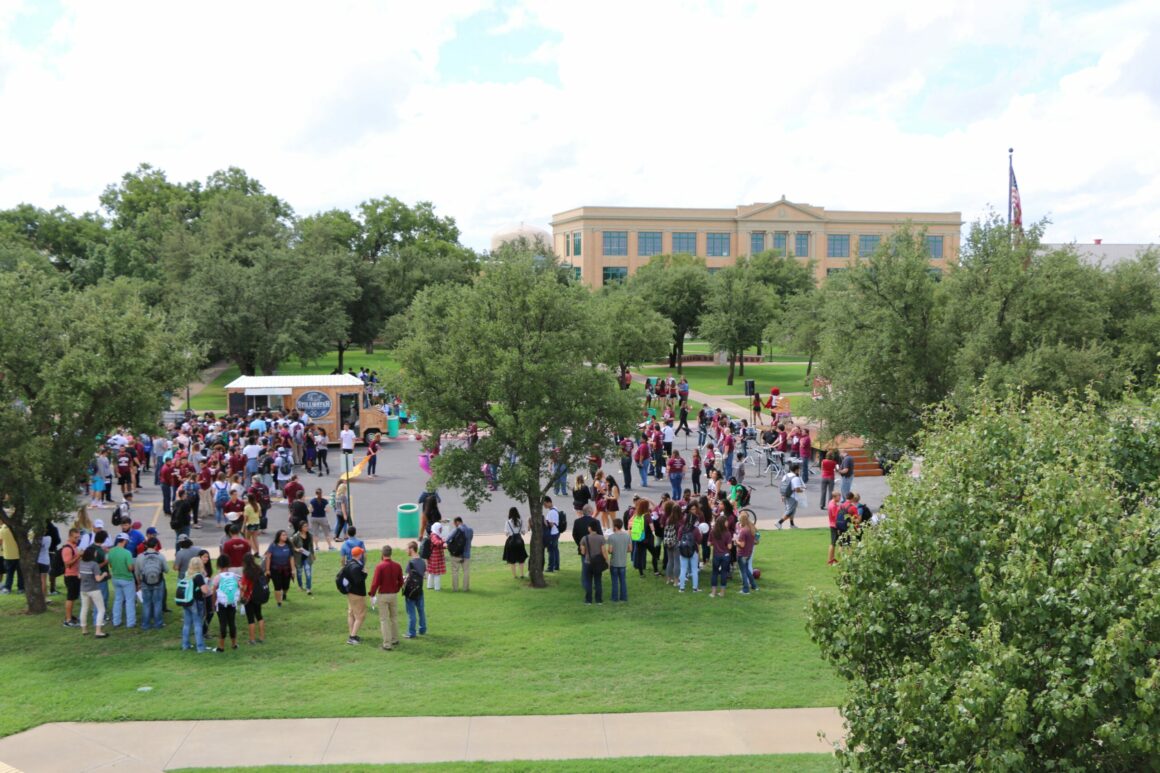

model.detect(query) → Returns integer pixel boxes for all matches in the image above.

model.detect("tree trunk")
[757,339,763,358]
[336,342,347,374]
[739,352,746,377]
[3,502,47,614]
[364,341,375,354]
[727,352,736,386]
[677,339,685,375]
[527,492,546,588]
[806,352,814,377]
[668,341,677,369]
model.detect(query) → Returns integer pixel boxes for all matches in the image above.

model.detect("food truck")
[223,375,389,444]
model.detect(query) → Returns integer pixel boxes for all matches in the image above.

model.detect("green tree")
[771,289,823,376]
[395,256,638,588]
[808,392,1160,770]
[630,254,708,373]
[744,250,816,357]
[811,227,950,451]
[592,286,673,385]
[698,265,775,384]
[1102,247,1160,386]
[0,266,199,614]
[0,204,108,279]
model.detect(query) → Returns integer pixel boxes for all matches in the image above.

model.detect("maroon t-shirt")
[667,457,686,474]
[222,537,251,569]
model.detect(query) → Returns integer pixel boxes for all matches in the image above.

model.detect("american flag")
[1010,165,1023,231]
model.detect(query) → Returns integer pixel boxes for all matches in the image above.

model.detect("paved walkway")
[170,361,232,411]
[0,708,842,771]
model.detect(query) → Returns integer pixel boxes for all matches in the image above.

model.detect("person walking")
[618,435,634,491]
[368,546,403,651]
[708,515,732,598]
[607,517,630,603]
[308,488,335,551]
[342,546,368,645]
[263,529,296,607]
[334,481,351,540]
[135,538,168,629]
[290,520,315,596]
[77,546,109,638]
[314,428,330,476]
[502,508,527,579]
[403,541,427,638]
[579,521,608,605]
[107,533,137,629]
[364,433,379,478]
[446,517,473,592]
[777,462,805,529]
[240,553,268,645]
[798,428,812,485]
[425,522,446,591]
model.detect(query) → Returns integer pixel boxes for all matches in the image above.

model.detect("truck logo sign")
[296,391,332,419]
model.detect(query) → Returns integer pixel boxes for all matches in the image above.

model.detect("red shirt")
[222,537,251,569]
[798,433,812,458]
[667,457,686,474]
[223,498,245,517]
[228,453,246,475]
[821,458,837,480]
[368,559,404,596]
[283,481,304,504]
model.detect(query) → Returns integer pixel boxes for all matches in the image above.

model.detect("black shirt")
[288,500,309,527]
[572,515,600,549]
[343,560,368,596]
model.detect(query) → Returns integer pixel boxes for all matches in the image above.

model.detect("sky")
[0,0,1158,250]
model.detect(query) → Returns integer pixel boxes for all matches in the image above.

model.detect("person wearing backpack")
[177,556,209,652]
[776,463,805,530]
[241,553,268,645]
[402,541,427,638]
[209,554,240,652]
[445,517,473,592]
[676,507,703,593]
[342,546,369,645]
[543,496,561,573]
[275,448,294,496]
[132,538,168,629]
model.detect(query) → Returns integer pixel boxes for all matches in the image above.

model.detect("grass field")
[188,351,401,412]
[173,754,836,773]
[641,363,811,396]
[679,340,806,363]
[0,532,841,739]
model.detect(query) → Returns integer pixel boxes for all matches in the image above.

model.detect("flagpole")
[1008,148,1014,226]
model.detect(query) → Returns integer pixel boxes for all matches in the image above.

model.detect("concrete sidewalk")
[0,708,842,772]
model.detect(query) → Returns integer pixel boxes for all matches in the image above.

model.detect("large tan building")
[550,197,962,287]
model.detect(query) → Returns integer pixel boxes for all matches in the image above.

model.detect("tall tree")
[0,266,199,614]
[1104,247,1160,384]
[593,286,673,385]
[630,254,708,373]
[808,392,1160,770]
[395,255,637,588]
[811,227,950,452]
[698,265,775,384]
[743,250,815,356]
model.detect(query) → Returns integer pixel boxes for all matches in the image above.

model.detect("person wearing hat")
[107,533,137,629]
[341,546,368,645]
[126,519,145,555]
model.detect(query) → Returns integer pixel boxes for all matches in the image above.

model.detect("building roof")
[551,199,961,227]
[224,374,365,390]
[1043,243,1157,266]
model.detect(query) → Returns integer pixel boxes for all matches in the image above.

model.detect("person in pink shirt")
[797,427,813,484]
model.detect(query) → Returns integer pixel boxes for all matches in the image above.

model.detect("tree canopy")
[630,253,709,372]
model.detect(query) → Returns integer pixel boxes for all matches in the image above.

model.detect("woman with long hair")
[708,515,732,598]
[243,493,262,555]
[78,545,108,638]
[662,500,680,585]
[734,512,758,594]
[263,529,296,607]
[502,507,527,579]
[241,553,267,644]
[72,507,95,551]
[334,481,350,540]
[630,499,651,577]
[602,476,620,532]
[571,474,591,520]
[314,428,330,476]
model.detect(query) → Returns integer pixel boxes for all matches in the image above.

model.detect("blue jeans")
[697,425,707,446]
[652,448,664,478]
[737,555,756,592]
[609,565,627,602]
[553,465,568,496]
[669,473,683,500]
[140,584,164,629]
[161,483,172,515]
[405,595,427,636]
[840,474,853,498]
[800,455,810,484]
[3,559,22,591]
[679,554,699,590]
[214,501,226,525]
[112,578,137,627]
[296,560,313,591]
[182,601,206,651]
[638,459,650,487]
[711,555,731,588]
[723,454,734,480]
[581,562,603,603]
[545,533,560,572]
[620,457,632,489]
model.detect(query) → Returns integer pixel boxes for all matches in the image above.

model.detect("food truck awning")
[224,374,366,391]
[244,387,293,396]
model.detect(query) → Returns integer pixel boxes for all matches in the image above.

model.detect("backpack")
[218,572,239,605]
[254,574,270,605]
[111,502,130,526]
[663,523,678,548]
[279,457,292,476]
[141,552,164,586]
[779,475,794,499]
[335,565,350,595]
[557,510,567,535]
[678,524,698,558]
[175,576,195,606]
[214,484,229,505]
[630,514,647,542]
[447,528,466,558]
[736,486,751,508]
[836,506,850,533]
[402,569,423,601]
[418,537,432,560]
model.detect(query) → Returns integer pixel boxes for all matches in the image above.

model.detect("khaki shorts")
[310,518,332,539]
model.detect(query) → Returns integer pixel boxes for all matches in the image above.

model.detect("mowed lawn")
[189,351,402,412]
[679,339,807,363]
[641,363,811,396]
[173,753,836,773]
[0,532,842,738]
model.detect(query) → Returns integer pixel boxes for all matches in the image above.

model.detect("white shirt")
[545,508,559,536]
[790,474,805,503]
[661,425,675,443]
[340,429,356,450]
[242,443,263,461]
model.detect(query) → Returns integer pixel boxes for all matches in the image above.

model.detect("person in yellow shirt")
[1,522,24,593]
[244,494,262,555]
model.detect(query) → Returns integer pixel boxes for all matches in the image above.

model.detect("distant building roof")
[1044,242,1157,266]
[224,374,365,390]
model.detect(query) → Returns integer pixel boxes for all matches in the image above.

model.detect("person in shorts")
[60,529,82,627]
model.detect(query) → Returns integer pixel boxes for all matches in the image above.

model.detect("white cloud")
[0,0,1158,249]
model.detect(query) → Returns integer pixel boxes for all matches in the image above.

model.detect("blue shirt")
[127,529,145,554]
[340,537,365,564]
[249,419,268,433]
[449,524,474,559]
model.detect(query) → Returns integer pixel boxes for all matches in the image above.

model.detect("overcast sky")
[1,0,1157,250]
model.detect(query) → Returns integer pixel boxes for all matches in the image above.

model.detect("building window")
[602,266,628,285]
[750,232,765,254]
[572,231,582,256]
[707,233,731,257]
[795,233,809,258]
[564,234,570,257]
[926,235,944,258]
[858,235,880,256]
[638,231,662,257]
[572,266,582,281]
[773,232,787,253]
[827,235,850,258]
[602,231,628,256]
[673,232,697,255]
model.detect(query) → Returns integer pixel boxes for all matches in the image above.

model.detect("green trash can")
[387,415,400,439]
[397,503,420,538]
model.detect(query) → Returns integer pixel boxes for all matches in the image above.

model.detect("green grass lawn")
[678,340,806,363]
[188,350,402,412]
[0,532,841,738]
[641,363,811,396]
[172,754,836,773]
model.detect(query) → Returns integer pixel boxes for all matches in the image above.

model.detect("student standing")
[403,541,427,638]
[368,546,403,651]
[264,529,296,606]
[106,533,137,629]
[241,553,267,645]
[178,556,209,652]
[579,521,608,605]
[308,488,334,550]
[426,522,446,590]
[446,517,473,592]
[342,546,368,645]
[290,520,315,595]
[708,516,732,598]
[543,496,561,573]
[502,508,528,578]
[78,546,109,638]
[209,554,240,652]
[607,518,630,603]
